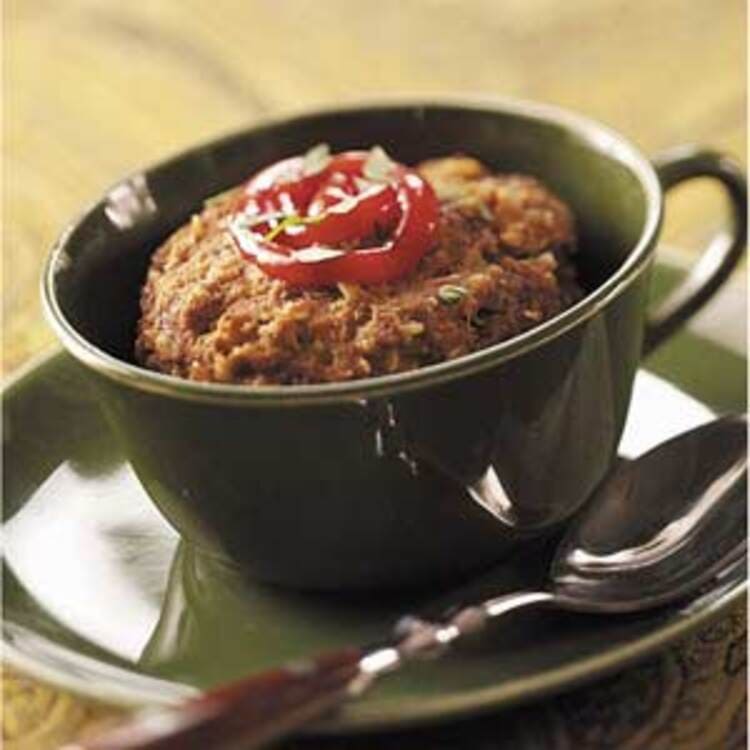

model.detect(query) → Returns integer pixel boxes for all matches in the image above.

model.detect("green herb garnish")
[263,212,325,242]
[438,284,469,305]
[302,143,332,176]
[363,145,396,182]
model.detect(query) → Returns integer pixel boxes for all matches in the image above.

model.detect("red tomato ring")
[229,151,439,287]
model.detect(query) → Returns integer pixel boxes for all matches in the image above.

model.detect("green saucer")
[3,266,746,734]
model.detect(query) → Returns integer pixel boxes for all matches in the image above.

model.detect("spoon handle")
[68,591,552,750]
[65,647,365,750]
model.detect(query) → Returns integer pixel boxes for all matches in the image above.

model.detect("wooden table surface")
[3,1,746,748]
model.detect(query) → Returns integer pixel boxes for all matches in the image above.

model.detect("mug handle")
[644,146,747,355]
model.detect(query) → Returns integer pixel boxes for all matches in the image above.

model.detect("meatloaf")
[135,156,582,385]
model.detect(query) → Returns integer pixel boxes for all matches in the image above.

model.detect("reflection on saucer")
[3,462,176,661]
[139,537,553,687]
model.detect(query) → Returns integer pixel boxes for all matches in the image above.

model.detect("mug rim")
[42,95,664,407]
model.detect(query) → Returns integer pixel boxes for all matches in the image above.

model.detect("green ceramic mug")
[43,100,747,590]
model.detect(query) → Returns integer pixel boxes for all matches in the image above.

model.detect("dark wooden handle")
[72,647,363,750]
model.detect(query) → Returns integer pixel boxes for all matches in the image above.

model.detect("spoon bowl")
[550,414,747,612]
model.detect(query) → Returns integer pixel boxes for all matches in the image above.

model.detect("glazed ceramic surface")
[42,101,746,588]
[2,309,746,730]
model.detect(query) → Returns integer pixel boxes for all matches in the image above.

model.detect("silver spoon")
[71,415,747,750]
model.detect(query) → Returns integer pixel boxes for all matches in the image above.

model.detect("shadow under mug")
[43,101,747,590]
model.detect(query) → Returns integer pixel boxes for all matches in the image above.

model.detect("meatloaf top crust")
[135,156,582,385]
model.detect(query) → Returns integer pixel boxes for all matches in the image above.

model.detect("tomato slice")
[229,150,439,287]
